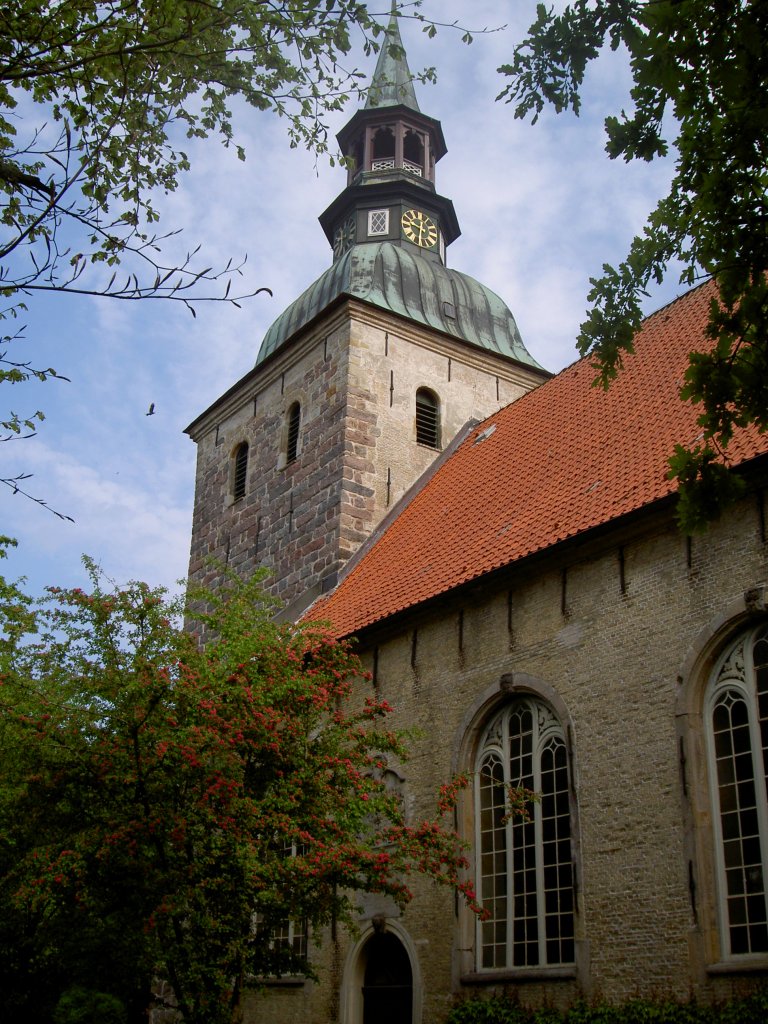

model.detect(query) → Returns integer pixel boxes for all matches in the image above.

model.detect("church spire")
[319,4,459,264]
[366,1,420,111]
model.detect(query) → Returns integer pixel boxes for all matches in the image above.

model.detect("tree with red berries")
[0,559,477,1024]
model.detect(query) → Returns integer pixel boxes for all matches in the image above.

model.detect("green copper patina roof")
[365,2,419,111]
[256,242,544,370]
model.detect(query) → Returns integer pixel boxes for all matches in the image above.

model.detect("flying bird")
[146,403,155,416]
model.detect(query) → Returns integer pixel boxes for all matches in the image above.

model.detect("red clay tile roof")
[311,282,768,637]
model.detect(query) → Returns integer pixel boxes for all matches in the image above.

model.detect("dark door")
[361,931,413,1024]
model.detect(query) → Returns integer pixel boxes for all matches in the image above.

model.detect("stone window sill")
[258,976,307,988]
[461,966,577,985]
[706,957,768,976]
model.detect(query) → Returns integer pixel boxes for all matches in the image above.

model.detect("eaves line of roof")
[255,284,550,380]
[324,492,676,645]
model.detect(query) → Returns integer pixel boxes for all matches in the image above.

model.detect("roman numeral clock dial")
[401,209,438,249]
[333,216,356,258]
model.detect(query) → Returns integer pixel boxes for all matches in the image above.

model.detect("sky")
[1,0,683,599]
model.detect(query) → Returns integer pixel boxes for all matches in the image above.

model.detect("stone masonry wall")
[187,318,351,615]
[344,307,544,525]
[245,491,768,1024]
[187,301,545,615]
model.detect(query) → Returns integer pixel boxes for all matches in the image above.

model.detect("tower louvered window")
[415,388,439,448]
[233,442,248,500]
[707,626,768,957]
[475,698,575,971]
[287,402,301,464]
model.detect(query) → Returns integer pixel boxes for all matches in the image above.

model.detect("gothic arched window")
[706,625,768,958]
[232,441,248,501]
[415,388,440,449]
[286,402,301,464]
[475,697,575,970]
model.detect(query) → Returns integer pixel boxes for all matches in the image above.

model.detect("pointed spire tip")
[366,1,420,111]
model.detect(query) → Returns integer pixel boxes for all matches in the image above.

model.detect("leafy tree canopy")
[499,0,768,530]
[0,562,478,1024]
[0,1,471,513]
[1,0,412,306]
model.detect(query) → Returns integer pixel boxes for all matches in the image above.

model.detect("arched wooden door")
[361,930,413,1024]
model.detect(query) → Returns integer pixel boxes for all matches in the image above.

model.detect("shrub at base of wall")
[445,991,768,1024]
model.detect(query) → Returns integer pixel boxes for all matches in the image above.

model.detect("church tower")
[185,7,549,619]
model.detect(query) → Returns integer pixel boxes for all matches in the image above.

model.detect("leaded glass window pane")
[368,209,389,235]
[475,698,575,971]
[479,753,507,968]
[708,627,768,957]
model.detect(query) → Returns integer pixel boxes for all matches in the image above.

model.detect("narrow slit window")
[415,388,440,448]
[287,402,301,464]
[233,442,248,500]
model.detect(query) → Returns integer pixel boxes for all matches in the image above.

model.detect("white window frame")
[367,208,390,236]
[474,697,575,972]
[253,840,309,978]
[705,625,768,960]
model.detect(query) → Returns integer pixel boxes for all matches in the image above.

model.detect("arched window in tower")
[286,402,301,464]
[371,126,395,170]
[706,624,768,957]
[232,441,248,501]
[415,388,440,448]
[403,129,424,176]
[475,697,575,970]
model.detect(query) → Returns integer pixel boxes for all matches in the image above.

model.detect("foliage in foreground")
[445,991,768,1024]
[0,1,473,513]
[1,0,427,309]
[499,0,768,530]
[0,562,477,1024]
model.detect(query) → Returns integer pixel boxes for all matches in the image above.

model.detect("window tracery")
[706,625,768,957]
[474,697,575,971]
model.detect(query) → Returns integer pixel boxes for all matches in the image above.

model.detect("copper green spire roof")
[256,242,545,371]
[366,1,420,111]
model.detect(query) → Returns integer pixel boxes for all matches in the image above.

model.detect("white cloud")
[3,439,191,595]
[2,1,684,597]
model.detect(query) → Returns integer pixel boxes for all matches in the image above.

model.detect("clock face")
[401,209,438,249]
[333,216,356,258]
